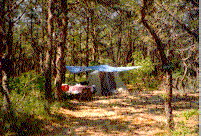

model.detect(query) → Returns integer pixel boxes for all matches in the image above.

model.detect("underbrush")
[9,71,47,116]
[121,51,160,92]
[0,71,62,135]
[121,51,198,96]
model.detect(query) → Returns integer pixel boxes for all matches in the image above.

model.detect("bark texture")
[141,0,174,132]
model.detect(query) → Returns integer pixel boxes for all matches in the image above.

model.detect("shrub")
[0,71,53,135]
[121,51,159,91]
[9,71,47,116]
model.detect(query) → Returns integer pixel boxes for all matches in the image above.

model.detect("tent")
[88,71,128,96]
[66,65,141,96]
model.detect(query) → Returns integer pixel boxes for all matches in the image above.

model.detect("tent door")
[99,72,116,96]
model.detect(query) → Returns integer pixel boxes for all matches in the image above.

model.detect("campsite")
[0,0,199,135]
[42,65,198,135]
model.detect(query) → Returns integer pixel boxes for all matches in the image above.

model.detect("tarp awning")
[65,66,90,73]
[66,65,141,73]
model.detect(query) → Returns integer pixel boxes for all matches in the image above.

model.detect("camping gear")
[61,84,96,100]
[66,65,141,96]
[61,84,95,94]
[61,84,70,92]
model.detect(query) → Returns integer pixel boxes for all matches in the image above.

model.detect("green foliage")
[98,58,114,64]
[131,51,154,73]
[89,61,100,66]
[9,71,47,116]
[171,109,199,136]
[171,121,192,136]
[0,71,53,135]
[122,51,159,91]
[182,109,198,120]
[65,73,88,85]
[171,120,198,136]
[65,73,76,84]
[172,69,199,93]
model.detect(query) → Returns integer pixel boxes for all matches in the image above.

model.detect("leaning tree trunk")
[0,1,16,130]
[1,10,14,116]
[55,43,65,100]
[141,0,174,132]
[0,62,17,132]
[1,68,14,118]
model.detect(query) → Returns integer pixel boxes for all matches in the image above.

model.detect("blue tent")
[66,65,141,73]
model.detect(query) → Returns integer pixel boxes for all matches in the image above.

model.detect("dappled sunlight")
[41,90,198,135]
[60,107,117,118]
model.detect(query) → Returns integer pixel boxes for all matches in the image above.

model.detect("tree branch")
[155,1,198,42]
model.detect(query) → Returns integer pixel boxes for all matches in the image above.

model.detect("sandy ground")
[41,90,199,136]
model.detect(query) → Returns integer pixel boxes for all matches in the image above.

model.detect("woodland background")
[0,0,199,135]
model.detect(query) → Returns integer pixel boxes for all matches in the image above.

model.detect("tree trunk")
[141,0,174,132]
[86,17,90,66]
[0,68,17,131]
[30,14,41,73]
[1,69,12,114]
[55,43,64,100]
[55,0,68,100]
[126,24,134,64]
[90,7,99,63]
[109,32,115,63]
[165,70,174,131]
[99,72,116,96]
[0,1,6,54]
[5,19,14,79]
[0,0,13,111]
[85,16,90,78]
[44,0,54,100]
[116,20,122,65]
[0,1,16,129]
[40,0,46,73]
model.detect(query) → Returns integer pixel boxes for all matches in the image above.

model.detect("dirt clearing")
[41,90,199,136]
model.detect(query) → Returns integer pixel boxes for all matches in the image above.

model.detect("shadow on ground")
[86,91,198,114]
[0,112,44,136]
[41,114,141,135]
[41,91,199,135]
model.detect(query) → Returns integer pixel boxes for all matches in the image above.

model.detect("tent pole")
[86,71,89,79]
[73,73,75,82]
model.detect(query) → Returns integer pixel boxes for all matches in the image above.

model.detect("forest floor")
[40,89,199,136]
